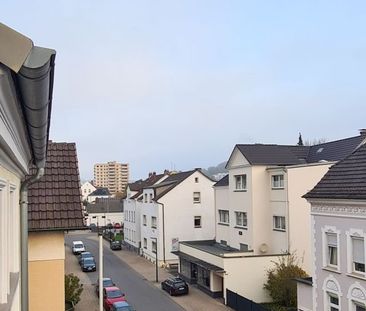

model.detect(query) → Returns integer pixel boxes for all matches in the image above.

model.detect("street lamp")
[93,215,105,311]
[150,236,158,282]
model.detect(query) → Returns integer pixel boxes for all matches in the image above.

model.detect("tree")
[65,273,83,305]
[297,133,303,146]
[263,253,308,307]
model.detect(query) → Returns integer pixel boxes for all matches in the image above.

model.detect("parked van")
[72,240,85,254]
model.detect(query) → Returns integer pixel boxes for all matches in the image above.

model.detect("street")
[65,232,185,311]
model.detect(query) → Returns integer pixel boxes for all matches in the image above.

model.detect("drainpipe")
[155,201,166,265]
[20,167,44,311]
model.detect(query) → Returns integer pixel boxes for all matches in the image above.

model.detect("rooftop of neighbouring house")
[89,187,111,196]
[232,131,365,166]
[304,141,366,200]
[180,240,246,256]
[28,142,86,231]
[86,198,123,214]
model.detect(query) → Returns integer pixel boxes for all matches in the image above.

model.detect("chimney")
[360,129,366,137]
[164,169,170,175]
[148,172,153,177]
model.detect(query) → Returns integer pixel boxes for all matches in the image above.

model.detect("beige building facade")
[94,161,129,194]
[28,232,65,311]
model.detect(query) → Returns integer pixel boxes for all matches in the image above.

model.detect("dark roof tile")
[28,142,86,231]
[304,142,366,200]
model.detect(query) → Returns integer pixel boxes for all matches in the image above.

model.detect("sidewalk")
[66,231,232,311]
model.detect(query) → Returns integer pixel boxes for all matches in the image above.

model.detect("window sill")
[218,222,229,226]
[271,187,284,190]
[193,202,201,204]
[194,226,202,229]
[346,272,366,280]
[273,228,286,232]
[234,190,247,192]
[151,226,157,229]
[234,226,248,230]
[322,266,341,274]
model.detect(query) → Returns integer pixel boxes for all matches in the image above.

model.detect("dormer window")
[234,175,247,191]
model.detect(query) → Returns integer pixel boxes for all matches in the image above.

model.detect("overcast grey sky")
[2,1,365,180]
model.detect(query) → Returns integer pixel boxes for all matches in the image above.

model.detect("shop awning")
[172,251,225,273]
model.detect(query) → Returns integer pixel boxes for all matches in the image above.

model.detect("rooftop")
[28,142,85,231]
[304,142,366,200]
[180,240,244,257]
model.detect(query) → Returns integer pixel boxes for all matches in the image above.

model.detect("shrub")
[263,253,308,307]
[65,273,83,305]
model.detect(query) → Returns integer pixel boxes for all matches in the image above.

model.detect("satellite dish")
[259,243,268,254]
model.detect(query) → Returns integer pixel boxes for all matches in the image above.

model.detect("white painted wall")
[81,182,96,201]
[86,212,124,227]
[123,199,141,249]
[140,171,215,266]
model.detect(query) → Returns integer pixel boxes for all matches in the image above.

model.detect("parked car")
[103,287,126,311]
[81,257,96,272]
[111,301,135,311]
[110,240,122,250]
[114,223,122,229]
[72,240,85,255]
[95,277,115,296]
[78,252,93,265]
[161,277,189,296]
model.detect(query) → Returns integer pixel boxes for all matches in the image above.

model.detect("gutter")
[0,24,56,311]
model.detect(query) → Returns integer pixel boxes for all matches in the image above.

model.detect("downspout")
[20,167,44,311]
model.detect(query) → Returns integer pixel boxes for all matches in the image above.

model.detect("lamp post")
[93,215,105,311]
[150,236,158,282]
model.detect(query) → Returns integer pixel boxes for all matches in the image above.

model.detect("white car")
[72,240,85,254]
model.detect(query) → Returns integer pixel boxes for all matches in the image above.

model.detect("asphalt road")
[65,234,185,311]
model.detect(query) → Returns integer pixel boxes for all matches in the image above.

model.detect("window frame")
[271,174,284,189]
[193,192,201,204]
[235,211,247,228]
[218,210,230,224]
[194,216,202,228]
[234,174,247,191]
[273,215,286,231]
[142,214,147,226]
[322,226,340,271]
[151,216,157,229]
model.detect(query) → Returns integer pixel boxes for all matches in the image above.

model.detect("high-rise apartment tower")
[94,161,129,194]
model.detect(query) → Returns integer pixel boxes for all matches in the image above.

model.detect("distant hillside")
[203,162,228,180]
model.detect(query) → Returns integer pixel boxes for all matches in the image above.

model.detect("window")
[220,240,227,246]
[218,210,229,224]
[354,302,366,311]
[143,238,147,249]
[273,216,286,231]
[144,193,147,203]
[152,240,157,253]
[195,177,199,183]
[327,233,338,267]
[151,216,157,229]
[271,175,284,189]
[149,193,153,203]
[234,175,247,190]
[328,294,339,311]
[193,192,201,203]
[235,212,247,228]
[194,216,201,228]
[352,237,365,273]
[143,215,147,226]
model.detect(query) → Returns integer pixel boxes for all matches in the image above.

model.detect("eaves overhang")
[0,23,56,168]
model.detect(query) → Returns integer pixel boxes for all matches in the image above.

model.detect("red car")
[103,286,126,311]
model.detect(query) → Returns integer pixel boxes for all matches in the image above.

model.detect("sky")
[2,1,366,181]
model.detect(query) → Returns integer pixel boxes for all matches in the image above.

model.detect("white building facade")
[140,169,215,268]
[175,134,365,306]
[81,181,96,201]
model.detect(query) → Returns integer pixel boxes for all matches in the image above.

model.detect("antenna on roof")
[297,132,304,146]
